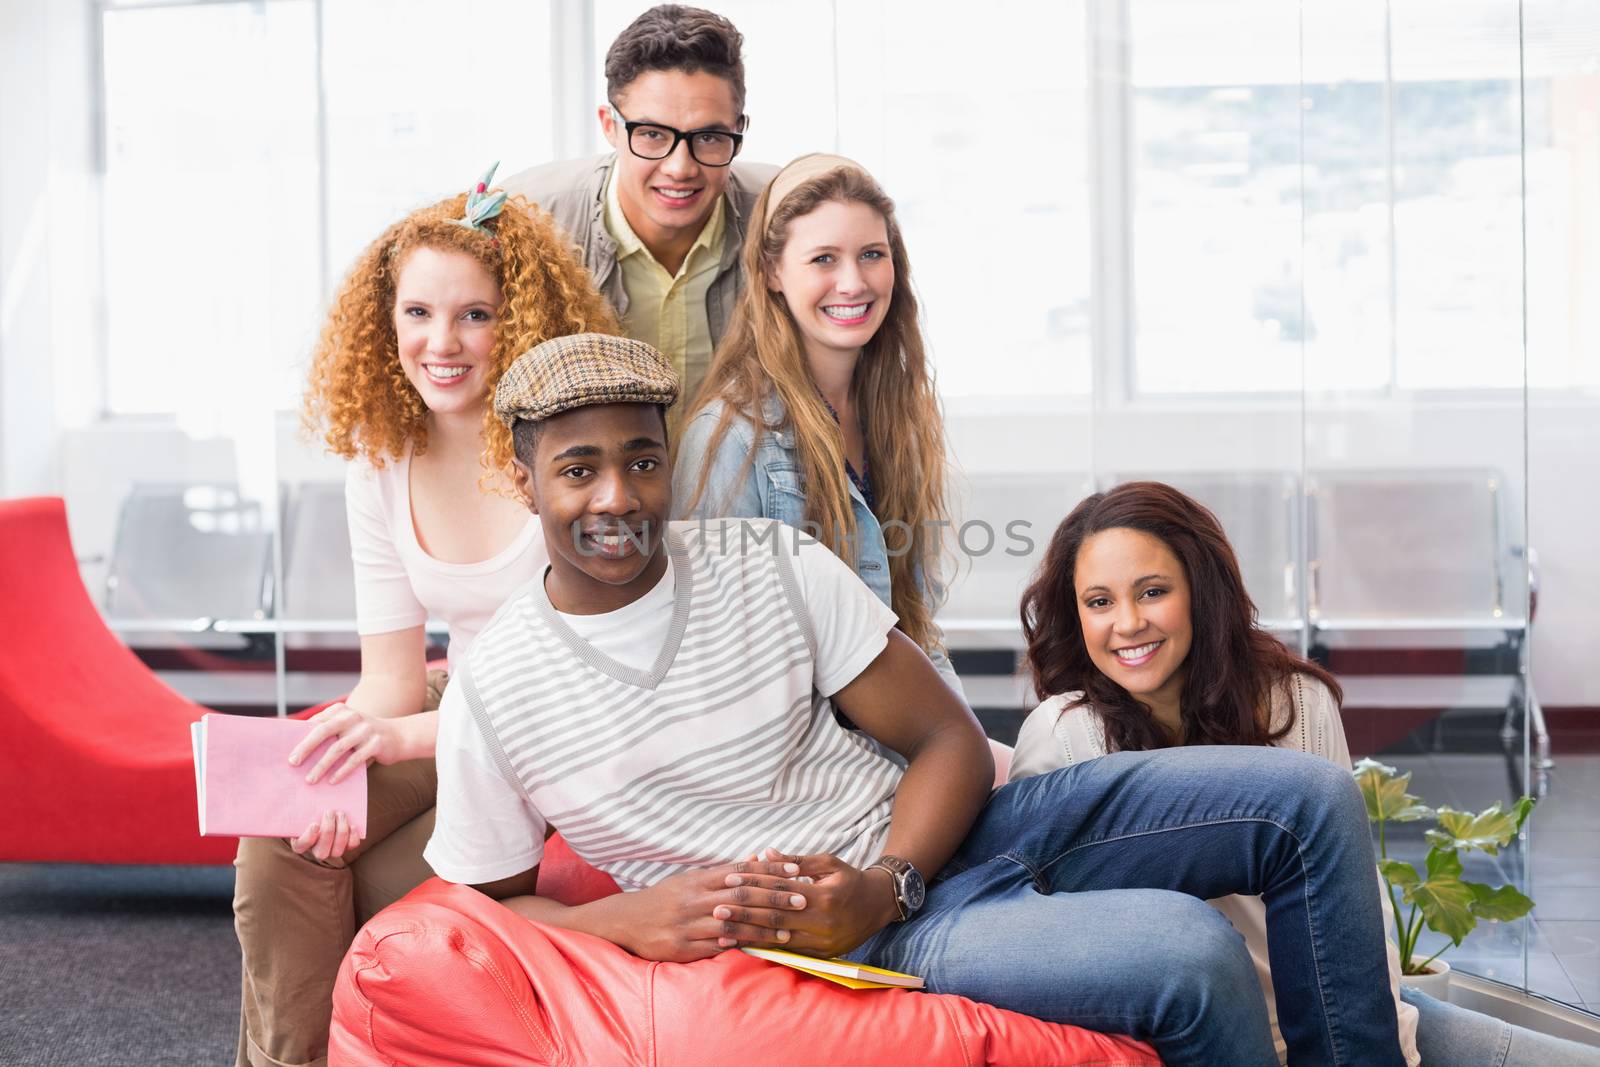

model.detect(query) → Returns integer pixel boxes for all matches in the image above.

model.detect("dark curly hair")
[605,5,747,114]
[1021,481,1341,752]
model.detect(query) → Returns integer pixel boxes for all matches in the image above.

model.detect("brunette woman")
[1012,480,1597,1067]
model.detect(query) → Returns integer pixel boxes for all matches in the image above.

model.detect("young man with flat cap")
[421,333,1409,1067]
[502,6,776,412]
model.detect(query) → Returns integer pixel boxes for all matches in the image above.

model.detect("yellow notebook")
[740,947,924,990]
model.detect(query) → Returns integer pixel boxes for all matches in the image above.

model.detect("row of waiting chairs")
[97,472,1546,785]
[939,468,1526,637]
[102,470,1528,642]
[98,471,1545,757]
[104,482,356,650]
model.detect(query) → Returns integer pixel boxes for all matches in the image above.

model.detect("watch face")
[903,867,926,913]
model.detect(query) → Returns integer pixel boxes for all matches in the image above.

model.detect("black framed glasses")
[610,105,745,167]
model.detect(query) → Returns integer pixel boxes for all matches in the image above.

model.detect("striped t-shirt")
[425,518,906,891]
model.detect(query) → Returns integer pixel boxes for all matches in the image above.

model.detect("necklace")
[814,386,876,510]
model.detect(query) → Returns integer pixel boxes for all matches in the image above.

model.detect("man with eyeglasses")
[503,5,776,413]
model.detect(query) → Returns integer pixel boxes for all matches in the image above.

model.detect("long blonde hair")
[302,193,618,477]
[681,164,950,653]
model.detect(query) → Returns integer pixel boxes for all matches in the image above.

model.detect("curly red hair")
[303,192,618,477]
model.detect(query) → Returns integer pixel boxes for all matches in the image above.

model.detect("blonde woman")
[673,154,958,685]
[233,172,616,1067]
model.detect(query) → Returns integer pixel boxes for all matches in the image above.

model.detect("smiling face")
[1074,526,1194,730]
[512,403,672,615]
[392,246,502,418]
[767,199,894,365]
[600,68,741,255]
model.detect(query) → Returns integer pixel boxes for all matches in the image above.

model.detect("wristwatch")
[867,855,926,921]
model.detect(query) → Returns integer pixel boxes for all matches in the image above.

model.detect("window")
[319,0,555,277]
[98,0,557,421]
[101,0,319,418]
[1126,0,1594,396]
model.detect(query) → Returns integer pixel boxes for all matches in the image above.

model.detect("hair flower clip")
[456,162,507,232]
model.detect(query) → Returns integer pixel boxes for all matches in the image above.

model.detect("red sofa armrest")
[331,879,1157,1067]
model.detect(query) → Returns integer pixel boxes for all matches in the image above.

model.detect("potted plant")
[1352,758,1536,997]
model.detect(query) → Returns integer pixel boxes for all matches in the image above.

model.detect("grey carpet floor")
[0,863,239,1067]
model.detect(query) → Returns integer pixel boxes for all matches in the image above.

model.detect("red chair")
[331,876,1160,1067]
[0,496,238,864]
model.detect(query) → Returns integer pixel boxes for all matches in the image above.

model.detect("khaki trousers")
[233,675,444,1067]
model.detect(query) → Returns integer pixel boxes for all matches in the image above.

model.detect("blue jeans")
[849,746,1406,1067]
[1404,987,1600,1065]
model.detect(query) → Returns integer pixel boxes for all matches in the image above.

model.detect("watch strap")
[867,856,915,921]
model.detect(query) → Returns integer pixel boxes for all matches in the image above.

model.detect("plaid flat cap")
[494,333,680,428]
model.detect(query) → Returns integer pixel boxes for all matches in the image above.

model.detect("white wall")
[2,1,57,496]
[1,0,98,499]
[1527,400,1600,706]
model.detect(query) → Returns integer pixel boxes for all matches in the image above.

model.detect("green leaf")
[1413,875,1477,945]
[1467,882,1535,923]
[1509,795,1536,833]
[1378,859,1421,893]
[1396,848,1475,945]
[1428,803,1530,857]
[1425,831,1466,854]
[1425,848,1463,882]
[1352,757,1395,778]
[1352,760,1432,823]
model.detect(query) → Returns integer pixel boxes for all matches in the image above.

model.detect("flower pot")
[1399,959,1452,1000]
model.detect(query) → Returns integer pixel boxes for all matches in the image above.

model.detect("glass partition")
[1523,0,1600,1017]
[1300,0,1542,1001]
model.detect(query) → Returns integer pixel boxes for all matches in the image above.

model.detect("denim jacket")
[673,392,961,689]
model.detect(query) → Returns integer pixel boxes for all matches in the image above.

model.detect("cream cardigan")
[1009,674,1421,1067]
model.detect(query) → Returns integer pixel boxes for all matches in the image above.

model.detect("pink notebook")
[191,713,368,838]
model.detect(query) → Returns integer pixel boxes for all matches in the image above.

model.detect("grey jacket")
[500,153,778,347]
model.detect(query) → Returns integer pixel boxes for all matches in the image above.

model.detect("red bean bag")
[330,871,1159,1067]
[0,497,240,864]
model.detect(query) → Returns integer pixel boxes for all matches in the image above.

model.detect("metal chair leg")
[1529,689,1554,772]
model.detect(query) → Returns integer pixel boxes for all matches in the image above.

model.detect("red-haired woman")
[1011,480,1594,1067]
[233,173,617,1067]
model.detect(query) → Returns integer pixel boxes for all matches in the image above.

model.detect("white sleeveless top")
[344,447,545,669]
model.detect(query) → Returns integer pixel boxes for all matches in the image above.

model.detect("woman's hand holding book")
[282,701,411,861]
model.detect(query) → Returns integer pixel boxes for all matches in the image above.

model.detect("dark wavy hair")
[606,5,747,114]
[1021,481,1341,752]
